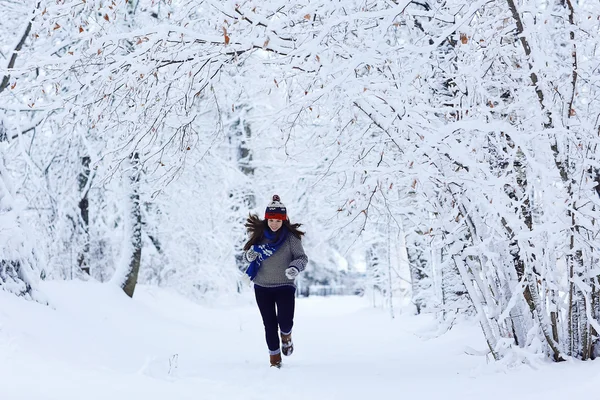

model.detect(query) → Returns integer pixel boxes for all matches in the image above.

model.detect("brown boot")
[269,352,282,368]
[281,332,294,356]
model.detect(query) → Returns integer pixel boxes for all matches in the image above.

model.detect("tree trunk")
[441,253,470,317]
[77,156,91,274]
[0,123,37,299]
[122,152,142,298]
[453,256,499,360]
[230,106,256,282]
[406,238,430,314]
[400,202,433,314]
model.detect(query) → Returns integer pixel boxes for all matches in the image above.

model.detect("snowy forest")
[1,0,600,371]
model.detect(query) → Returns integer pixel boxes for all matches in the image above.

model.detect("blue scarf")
[246,227,288,280]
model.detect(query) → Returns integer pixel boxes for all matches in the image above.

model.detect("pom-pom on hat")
[265,195,287,221]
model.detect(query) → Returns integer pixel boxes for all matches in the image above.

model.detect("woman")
[243,195,308,368]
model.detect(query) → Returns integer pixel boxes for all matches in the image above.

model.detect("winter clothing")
[250,233,307,288]
[245,226,289,280]
[270,352,282,368]
[255,285,296,353]
[265,194,287,220]
[281,332,293,356]
[285,267,299,279]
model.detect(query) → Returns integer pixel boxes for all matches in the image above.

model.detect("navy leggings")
[254,285,296,352]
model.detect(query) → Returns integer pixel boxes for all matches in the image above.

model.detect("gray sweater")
[247,234,308,288]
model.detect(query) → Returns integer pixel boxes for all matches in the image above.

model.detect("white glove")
[246,247,258,262]
[285,267,299,280]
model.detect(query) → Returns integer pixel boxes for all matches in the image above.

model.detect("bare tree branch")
[0,3,38,94]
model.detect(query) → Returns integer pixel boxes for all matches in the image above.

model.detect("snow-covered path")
[1,281,599,400]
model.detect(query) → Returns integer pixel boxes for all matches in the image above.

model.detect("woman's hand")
[246,247,258,262]
[285,267,299,280]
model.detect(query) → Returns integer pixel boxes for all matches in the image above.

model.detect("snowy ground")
[1,282,599,400]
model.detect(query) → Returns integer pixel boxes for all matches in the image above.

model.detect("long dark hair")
[243,214,305,251]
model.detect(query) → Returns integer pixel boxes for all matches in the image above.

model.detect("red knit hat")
[265,195,287,220]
